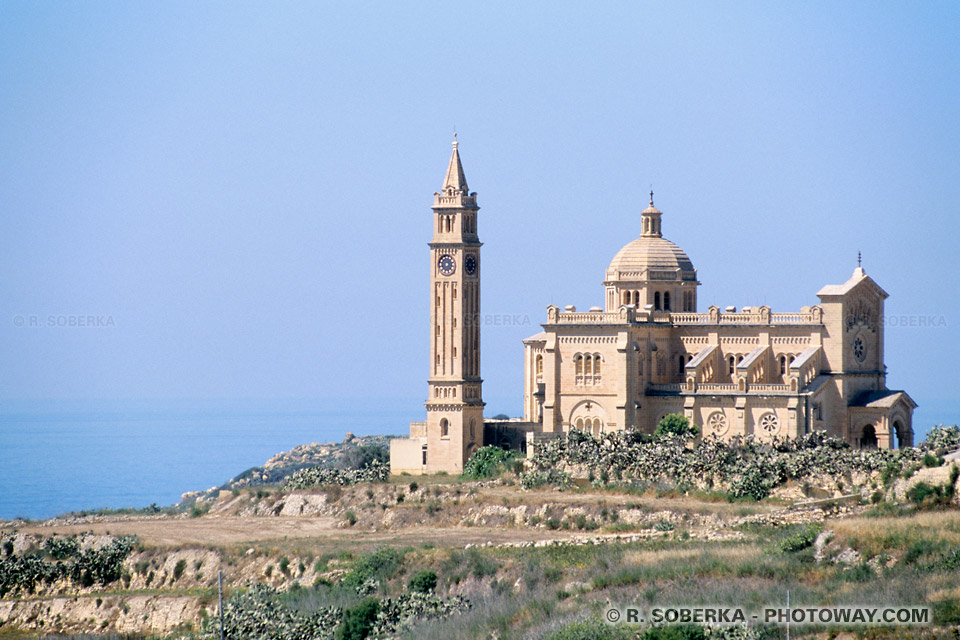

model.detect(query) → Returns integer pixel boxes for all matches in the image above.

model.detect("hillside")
[2,429,960,639]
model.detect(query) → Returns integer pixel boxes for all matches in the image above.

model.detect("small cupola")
[641,190,663,238]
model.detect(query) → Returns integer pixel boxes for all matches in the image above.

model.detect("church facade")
[390,142,916,475]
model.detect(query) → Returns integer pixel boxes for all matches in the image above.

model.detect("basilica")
[390,141,916,475]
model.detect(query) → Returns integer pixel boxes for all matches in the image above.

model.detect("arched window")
[678,355,685,375]
[575,354,583,375]
[638,357,643,376]
[421,444,428,465]
[535,355,543,375]
[440,418,449,438]
[664,292,671,311]
[593,354,601,376]
[575,417,584,430]
[469,419,476,440]
[728,355,735,375]
[654,292,661,310]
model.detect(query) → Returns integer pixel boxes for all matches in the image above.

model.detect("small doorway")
[860,424,878,450]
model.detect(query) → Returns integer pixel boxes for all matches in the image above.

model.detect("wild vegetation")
[521,421,960,500]
[0,535,136,597]
[3,425,959,639]
[286,460,390,490]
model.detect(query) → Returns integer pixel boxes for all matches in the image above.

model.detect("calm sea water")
[0,398,424,520]
[0,397,953,520]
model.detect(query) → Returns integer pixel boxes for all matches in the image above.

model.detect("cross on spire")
[649,189,654,207]
[858,251,862,268]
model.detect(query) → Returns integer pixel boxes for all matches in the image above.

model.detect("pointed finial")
[649,189,654,207]
[857,250,862,268]
[452,131,458,148]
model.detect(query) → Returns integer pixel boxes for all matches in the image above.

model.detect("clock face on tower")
[438,254,456,276]
[464,254,477,275]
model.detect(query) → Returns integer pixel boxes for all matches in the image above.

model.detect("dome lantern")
[602,195,700,313]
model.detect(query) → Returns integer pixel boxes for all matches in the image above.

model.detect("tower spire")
[442,135,468,192]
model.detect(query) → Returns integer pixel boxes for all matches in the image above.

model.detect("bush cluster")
[461,446,516,479]
[206,583,468,640]
[0,535,136,596]
[778,523,823,553]
[523,425,959,500]
[286,460,390,489]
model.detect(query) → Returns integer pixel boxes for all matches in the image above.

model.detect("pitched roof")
[817,267,889,299]
[850,389,917,409]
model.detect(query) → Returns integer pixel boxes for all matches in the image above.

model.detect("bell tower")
[424,136,484,473]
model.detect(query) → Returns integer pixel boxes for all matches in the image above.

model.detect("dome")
[607,236,695,275]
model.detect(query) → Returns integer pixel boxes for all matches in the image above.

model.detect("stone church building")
[390,141,916,475]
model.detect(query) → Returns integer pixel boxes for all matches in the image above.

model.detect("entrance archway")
[860,424,878,450]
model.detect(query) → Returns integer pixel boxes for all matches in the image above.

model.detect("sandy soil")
[15,515,634,550]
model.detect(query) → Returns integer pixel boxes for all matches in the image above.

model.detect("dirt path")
[17,515,628,550]
[19,515,339,547]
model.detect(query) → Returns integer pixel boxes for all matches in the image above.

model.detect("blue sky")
[1,2,958,426]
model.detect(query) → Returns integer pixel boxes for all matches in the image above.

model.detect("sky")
[1,1,958,425]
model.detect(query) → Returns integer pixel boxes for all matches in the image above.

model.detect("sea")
[0,398,431,520]
[0,397,954,521]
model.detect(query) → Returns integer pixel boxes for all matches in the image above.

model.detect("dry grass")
[830,510,960,556]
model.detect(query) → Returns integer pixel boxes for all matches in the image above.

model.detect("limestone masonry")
[390,141,915,474]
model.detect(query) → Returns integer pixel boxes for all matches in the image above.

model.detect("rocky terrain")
[2,429,960,639]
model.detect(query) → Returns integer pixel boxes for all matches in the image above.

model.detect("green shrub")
[342,548,404,589]
[654,413,700,439]
[408,569,438,593]
[173,559,187,581]
[462,446,517,479]
[337,597,379,640]
[338,443,389,472]
[778,523,822,552]
[639,625,708,640]
[923,452,943,468]
[44,536,80,559]
[906,481,950,508]
[345,511,357,526]
[279,556,290,576]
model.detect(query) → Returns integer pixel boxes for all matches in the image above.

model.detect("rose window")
[759,413,780,436]
[852,336,866,362]
[707,411,728,436]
